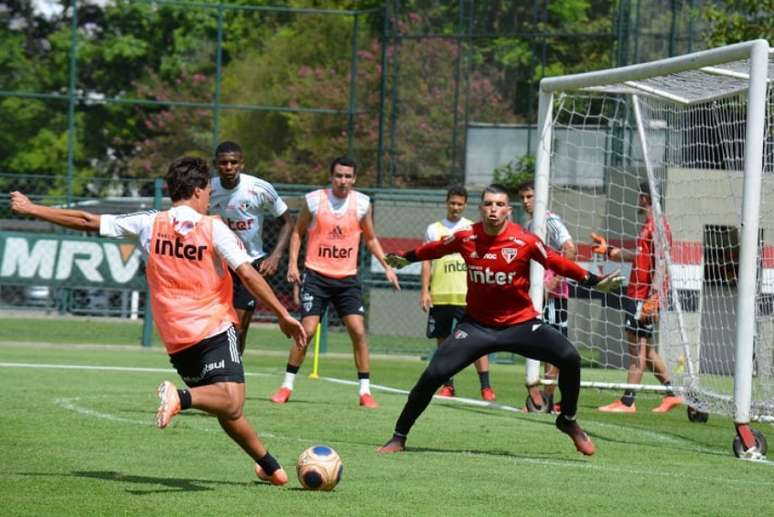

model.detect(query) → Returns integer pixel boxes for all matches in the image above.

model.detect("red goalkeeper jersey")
[412,221,590,326]
[627,214,672,300]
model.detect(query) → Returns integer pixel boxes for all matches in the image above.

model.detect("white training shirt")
[423,216,473,244]
[210,174,288,260]
[99,205,252,271]
[526,210,573,252]
[305,188,370,228]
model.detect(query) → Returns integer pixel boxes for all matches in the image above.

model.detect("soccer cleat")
[481,387,496,401]
[552,403,562,414]
[598,400,636,413]
[376,435,406,454]
[156,380,181,429]
[555,415,595,456]
[270,387,292,404]
[359,393,379,408]
[437,385,455,397]
[652,395,684,413]
[255,465,289,486]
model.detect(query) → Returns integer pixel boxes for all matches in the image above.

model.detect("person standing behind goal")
[420,185,496,401]
[10,157,306,486]
[518,180,577,413]
[593,181,683,414]
[210,141,295,355]
[270,155,401,408]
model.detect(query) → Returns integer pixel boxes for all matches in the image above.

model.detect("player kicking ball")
[377,184,623,456]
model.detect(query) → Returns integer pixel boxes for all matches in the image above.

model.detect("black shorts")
[426,305,465,339]
[169,325,245,387]
[623,296,654,338]
[299,269,364,319]
[230,257,266,311]
[543,296,569,337]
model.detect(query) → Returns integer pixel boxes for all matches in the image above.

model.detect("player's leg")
[599,297,643,413]
[230,267,258,355]
[333,275,378,408]
[497,321,594,456]
[157,327,288,484]
[271,270,326,404]
[647,344,684,412]
[427,306,457,397]
[539,297,567,412]
[378,320,494,453]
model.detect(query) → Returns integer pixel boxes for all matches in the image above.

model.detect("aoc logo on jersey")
[501,248,517,263]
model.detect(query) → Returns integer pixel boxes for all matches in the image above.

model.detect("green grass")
[1,327,773,515]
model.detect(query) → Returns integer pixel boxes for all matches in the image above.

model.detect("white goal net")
[530,40,774,423]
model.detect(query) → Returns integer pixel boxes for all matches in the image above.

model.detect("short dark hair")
[165,157,211,202]
[214,141,242,157]
[330,155,357,175]
[516,180,534,194]
[481,183,510,202]
[446,184,468,201]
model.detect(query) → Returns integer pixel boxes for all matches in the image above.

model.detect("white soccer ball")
[296,445,343,491]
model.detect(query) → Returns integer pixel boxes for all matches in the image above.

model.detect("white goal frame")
[528,39,771,429]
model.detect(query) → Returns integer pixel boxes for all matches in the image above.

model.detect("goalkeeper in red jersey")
[594,182,683,414]
[377,184,623,457]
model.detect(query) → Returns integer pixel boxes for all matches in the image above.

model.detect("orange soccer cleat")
[359,393,379,409]
[436,385,455,397]
[555,415,596,456]
[598,400,636,413]
[270,387,292,404]
[652,395,684,413]
[255,465,289,486]
[155,380,181,429]
[481,387,496,401]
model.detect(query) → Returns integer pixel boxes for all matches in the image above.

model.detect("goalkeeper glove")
[590,232,609,256]
[641,293,660,321]
[385,253,410,269]
[587,270,624,293]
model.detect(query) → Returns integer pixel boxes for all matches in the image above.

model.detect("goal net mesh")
[542,55,774,420]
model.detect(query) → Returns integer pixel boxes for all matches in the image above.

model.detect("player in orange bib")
[270,156,401,408]
[10,157,306,486]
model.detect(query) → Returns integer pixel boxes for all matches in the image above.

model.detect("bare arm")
[361,205,400,290]
[235,262,306,349]
[420,260,432,311]
[10,191,101,232]
[287,204,311,285]
[259,210,295,276]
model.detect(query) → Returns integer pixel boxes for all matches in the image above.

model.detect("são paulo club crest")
[501,247,517,263]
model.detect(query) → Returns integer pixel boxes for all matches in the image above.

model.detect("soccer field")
[1,337,772,516]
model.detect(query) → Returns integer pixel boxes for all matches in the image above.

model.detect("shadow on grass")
[21,471,264,495]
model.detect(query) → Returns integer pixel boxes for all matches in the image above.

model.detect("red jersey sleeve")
[410,227,467,261]
[529,234,589,282]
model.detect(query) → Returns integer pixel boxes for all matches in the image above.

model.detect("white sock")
[359,378,371,396]
[282,372,296,390]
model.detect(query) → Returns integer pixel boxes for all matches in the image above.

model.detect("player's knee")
[557,346,581,369]
[222,399,243,420]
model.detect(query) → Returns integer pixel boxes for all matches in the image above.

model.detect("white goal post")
[528,40,773,436]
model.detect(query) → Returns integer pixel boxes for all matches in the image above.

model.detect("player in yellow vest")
[10,157,306,486]
[420,185,496,401]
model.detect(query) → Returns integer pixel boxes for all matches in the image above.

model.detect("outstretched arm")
[361,205,400,290]
[260,210,295,276]
[10,191,101,232]
[538,244,623,293]
[235,263,306,349]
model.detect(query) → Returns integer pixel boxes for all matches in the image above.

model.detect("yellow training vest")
[429,219,469,306]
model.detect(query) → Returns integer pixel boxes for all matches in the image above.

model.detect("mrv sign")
[0,232,145,289]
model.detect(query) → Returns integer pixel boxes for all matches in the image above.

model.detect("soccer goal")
[528,39,773,459]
